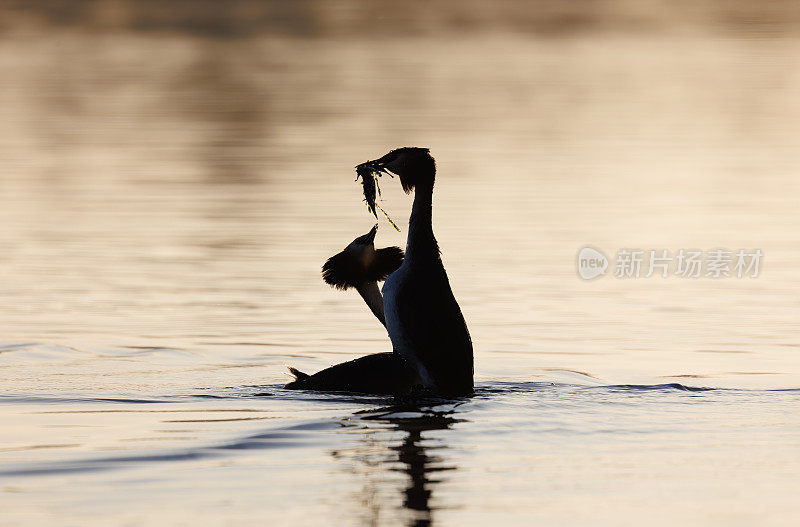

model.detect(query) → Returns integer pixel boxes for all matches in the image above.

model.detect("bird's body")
[374,149,473,396]
[283,352,417,394]
[383,254,473,395]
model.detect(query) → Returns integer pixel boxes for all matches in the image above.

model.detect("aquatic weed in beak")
[355,164,401,232]
[356,165,377,217]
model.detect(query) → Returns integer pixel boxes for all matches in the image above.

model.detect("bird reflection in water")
[332,403,465,526]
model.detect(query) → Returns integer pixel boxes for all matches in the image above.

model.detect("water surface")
[1,6,800,526]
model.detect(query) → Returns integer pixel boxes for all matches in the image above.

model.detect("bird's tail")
[287,367,310,381]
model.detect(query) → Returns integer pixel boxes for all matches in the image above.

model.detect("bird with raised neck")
[357,148,474,396]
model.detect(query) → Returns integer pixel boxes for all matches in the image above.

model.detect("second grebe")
[284,226,419,394]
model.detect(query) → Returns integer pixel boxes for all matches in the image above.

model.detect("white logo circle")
[577,247,608,280]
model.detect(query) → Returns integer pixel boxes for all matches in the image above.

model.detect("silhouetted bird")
[284,225,418,394]
[358,148,474,396]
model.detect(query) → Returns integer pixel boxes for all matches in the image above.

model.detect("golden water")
[1,4,800,526]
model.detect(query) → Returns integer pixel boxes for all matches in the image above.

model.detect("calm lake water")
[2,5,800,526]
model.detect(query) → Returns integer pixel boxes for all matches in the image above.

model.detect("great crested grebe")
[284,225,419,394]
[358,148,474,396]
[320,224,401,327]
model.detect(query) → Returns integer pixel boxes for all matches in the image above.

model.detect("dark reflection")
[333,403,465,527]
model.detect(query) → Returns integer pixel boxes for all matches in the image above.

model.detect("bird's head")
[322,224,404,290]
[350,222,379,250]
[357,147,435,193]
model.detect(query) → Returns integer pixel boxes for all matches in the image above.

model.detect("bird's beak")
[365,223,378,244]
[356,159,393,178]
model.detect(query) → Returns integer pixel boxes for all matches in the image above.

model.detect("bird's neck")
[356,281,386,327]
[406,180,438,262]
